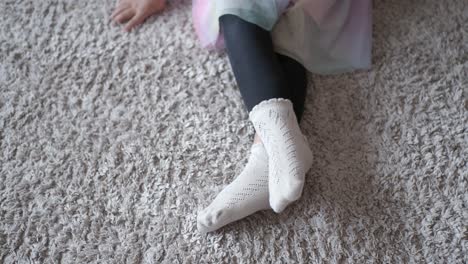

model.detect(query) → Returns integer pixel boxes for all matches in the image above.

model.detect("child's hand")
[111,0,166,32]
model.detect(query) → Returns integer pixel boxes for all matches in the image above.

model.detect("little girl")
[112,0,372,233]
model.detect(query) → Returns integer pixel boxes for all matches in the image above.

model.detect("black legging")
[219,14,308,121]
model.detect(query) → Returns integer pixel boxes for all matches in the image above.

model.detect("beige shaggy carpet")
[1,0,467,263]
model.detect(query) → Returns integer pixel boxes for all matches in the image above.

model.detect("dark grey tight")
[219,14,308,121]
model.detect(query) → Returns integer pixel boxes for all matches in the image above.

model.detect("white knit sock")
[249,98,313,213]
[197,143,270,233]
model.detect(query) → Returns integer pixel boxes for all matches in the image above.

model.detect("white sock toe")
[197,143,270,233]
[268,157,291,213]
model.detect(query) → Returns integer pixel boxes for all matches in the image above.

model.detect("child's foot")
[249,98,313,213]
[197,143,269,233]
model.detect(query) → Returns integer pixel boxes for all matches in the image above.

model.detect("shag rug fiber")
[1,0,467,263]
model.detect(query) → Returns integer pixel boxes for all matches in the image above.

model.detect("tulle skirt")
[192,0,372,74]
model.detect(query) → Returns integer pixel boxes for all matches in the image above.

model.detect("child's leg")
[276,54,308,122]
[221,14,313,213]
[197,14,311,233]
[254,55,307,143]
[220,14,306,119]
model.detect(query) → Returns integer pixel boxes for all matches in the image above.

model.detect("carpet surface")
[1,0,467,263]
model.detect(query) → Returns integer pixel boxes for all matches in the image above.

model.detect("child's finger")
[111,3,130,19]
[124,14,145,32]
[114,9,135,23]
